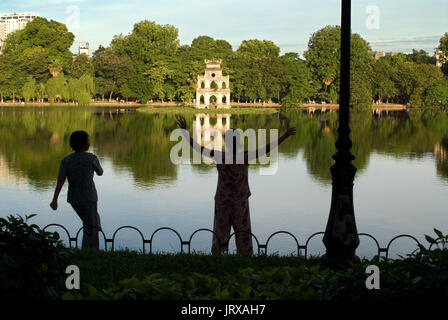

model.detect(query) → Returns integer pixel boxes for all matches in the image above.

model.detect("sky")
[1,0,447,56]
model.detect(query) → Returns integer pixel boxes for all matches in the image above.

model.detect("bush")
[0,214,69,299]
[63,229,448,300]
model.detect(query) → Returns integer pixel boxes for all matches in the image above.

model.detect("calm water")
[1,107,448,258]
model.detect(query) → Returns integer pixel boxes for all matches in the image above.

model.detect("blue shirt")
[58,152,103,205]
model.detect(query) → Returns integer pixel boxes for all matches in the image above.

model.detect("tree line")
[0,17,447,109]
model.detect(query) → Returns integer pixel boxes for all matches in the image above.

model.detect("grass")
[64,246,448,300]
[136,105,280,114]
[68,248,317,289]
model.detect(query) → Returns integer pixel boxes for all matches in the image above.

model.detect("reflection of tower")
[434,142,447,161]
[196,59,231,109]
[434,140,448,180]
[193,114,231,150]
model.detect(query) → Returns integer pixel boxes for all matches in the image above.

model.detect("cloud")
[368,35,440,45]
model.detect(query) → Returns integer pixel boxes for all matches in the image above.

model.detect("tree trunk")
[109,91,113,102]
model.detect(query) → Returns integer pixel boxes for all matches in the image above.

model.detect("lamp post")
[321,0,360,267]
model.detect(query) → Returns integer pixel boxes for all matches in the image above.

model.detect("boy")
[50,130,103,249]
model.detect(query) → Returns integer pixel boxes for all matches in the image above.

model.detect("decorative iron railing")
[43,224,445,259]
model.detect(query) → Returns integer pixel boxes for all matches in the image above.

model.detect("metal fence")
[43,223,445,259]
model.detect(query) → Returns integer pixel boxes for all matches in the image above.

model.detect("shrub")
[63,229,448,300]
[0,214,69,299]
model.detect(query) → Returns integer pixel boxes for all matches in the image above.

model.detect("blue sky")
[1,0,447,56]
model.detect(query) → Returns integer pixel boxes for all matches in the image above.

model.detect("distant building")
[0,12,39,52]
[372,51,400,60]
[78,42,90,56]
[435,49,447,68]
[196,59,230,109]
[385,52,399,57]
[372,51,384,60]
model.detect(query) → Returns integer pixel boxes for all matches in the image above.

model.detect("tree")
[439,33,448,76]
[0,55,14,103]
[110,20,179,73]
[372,57,399,103]
[424,78,448,110]
[396,62,444,106]
[2,17,74,74]
[190,36,233,65]
[303,25,374,106]
[280,53,315,106]
[69,54,94,79]
[68,74,94,105]
[175,86,195,104]
[46,74,69,103]
[18,47,50,82]
[22,76,37,102]
[232,39,283,103]
[439,33,448,58]
[128,74,152,103]
[143,61,173,102]
[119,84,134,102]
[407,49,436,65]
[49,59,63,78]
[36,82,46,102]
[92,46,135,101]
[237,39,280,58]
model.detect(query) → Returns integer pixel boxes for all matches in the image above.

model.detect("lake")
[1,106,447,258]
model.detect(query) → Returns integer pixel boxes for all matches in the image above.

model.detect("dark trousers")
[71,202,102,249]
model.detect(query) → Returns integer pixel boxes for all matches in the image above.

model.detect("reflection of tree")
[94,113,179,187]
[0,109,178,189]
[1,108,448,190]
[0,109,96,188]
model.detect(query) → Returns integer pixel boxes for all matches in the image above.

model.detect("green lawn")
[68,248,315,289]
[137,105,280,114]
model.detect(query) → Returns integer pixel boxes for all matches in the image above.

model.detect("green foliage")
[46,74,69,103]
[280,53,316,107]
[439,33,448,59]
[176,86,195,104]
[407,49,436,65]
[2,17,74,76]
[303,25,375,106]
[68,54,94,79]
[22,76,37,102]
[62,231,448,300]
[424,78,448,110]
[110,20,179,73]
[68,74,94,105]
[0,17,446,108]
[92,46,135,100]
[0,214,68,299]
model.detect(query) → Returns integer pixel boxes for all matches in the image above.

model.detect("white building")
[78,42,90,56]
[196,59,231,109]
[0,12,39,52]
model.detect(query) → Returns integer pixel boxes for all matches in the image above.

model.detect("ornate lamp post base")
[321,160,360,267]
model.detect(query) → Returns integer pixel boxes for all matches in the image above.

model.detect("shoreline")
[0,101,409,109]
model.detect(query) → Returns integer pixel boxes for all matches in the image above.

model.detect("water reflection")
[194,113,231,150]
[2,108,448,189]
[1,107,448,255]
